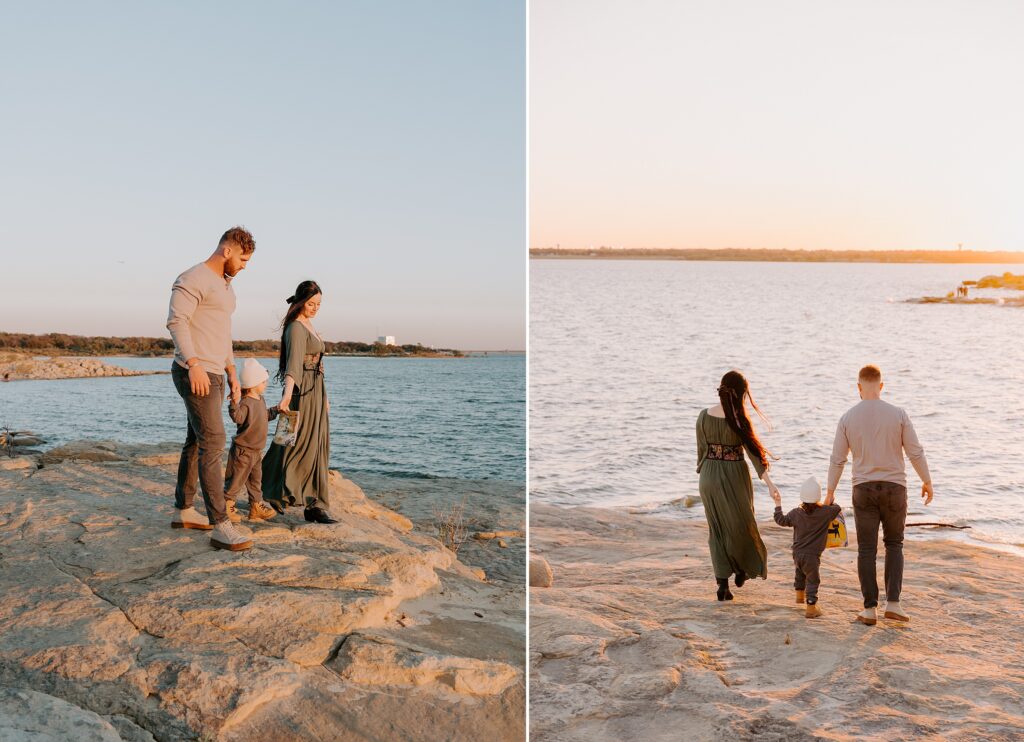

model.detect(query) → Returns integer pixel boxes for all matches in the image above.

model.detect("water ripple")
[0,355,525,483]
[530,259,1024,550]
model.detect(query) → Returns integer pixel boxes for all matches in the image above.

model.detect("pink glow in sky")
[530,0,1024,251]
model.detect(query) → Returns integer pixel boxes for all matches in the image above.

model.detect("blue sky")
[0,1,525,349]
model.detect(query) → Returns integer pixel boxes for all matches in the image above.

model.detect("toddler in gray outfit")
[772,476,842,618]
[225,359,278,522]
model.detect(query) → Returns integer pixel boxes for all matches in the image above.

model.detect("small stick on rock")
[473,529,524,540]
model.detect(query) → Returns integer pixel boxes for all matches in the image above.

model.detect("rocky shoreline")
[907,296,1024,306]
[0,355,166,382]
[0,440,524,741]
[350,472,525,588]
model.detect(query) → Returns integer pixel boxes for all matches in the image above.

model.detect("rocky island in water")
[0,352,167,382]
[908,272,1024,306]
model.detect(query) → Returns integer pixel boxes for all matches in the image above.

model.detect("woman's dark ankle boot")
[304,507,338,524]
[716,578,734,601]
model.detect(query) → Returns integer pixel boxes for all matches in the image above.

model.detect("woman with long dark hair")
[696,370,780,600]
[261,280,336,523]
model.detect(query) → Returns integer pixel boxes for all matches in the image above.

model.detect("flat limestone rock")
[0,686,122,741]
[0,450,524,741]
[229,670,525,742]
[39,441,125,465]
[9,436,45,447]
[331,635,519,695]
[329,611,524,695]
[102,715,157,742]
[346,471,525,587]
[0,457,35,471]
[328,469,414,532]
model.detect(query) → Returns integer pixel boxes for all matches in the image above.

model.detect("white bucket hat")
[800,476,822,504]
[240,358,269,389]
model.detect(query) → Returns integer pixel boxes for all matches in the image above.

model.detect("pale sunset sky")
[531,0,1024,252]
[0,2,525,349]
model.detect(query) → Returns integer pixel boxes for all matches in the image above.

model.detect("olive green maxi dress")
[695,409,768,580]
[262,321,331,511]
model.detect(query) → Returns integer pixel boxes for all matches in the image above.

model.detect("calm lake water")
[0,354,524,485]
[530,259,1024,553]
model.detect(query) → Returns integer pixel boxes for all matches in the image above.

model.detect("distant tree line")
[0,333,462,358]
[530,247,1024,264]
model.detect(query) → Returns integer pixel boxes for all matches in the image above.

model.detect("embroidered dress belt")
[706,443,743,461]
[302,353,324,372]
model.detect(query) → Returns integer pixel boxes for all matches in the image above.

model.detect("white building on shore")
[377,335,396,346]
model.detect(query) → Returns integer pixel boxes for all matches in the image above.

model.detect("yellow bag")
[826,510,848,549]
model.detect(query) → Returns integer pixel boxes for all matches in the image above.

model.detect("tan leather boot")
[248,501,276,521]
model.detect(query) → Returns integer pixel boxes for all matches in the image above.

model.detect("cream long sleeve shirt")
[827,398,931,492]
[166,262,236,375]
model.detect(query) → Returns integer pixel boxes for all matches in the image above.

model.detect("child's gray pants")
[225,444,265,505]
[793,551,822,604]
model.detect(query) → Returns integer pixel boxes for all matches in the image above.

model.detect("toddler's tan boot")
[248,501,276,521]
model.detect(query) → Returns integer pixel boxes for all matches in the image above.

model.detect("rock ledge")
[0,442,524,740]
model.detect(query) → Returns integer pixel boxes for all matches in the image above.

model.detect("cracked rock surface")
[530,503,1024,742]
[0,442,524,741]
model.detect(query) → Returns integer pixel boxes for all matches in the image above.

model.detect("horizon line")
[0,331,525,354]
[530,246,1024,254]
[530,246,1024,264]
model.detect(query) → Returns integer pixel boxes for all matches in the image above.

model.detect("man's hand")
[824,490,836,506]
[188,363,211,397]
[921,481,934,505]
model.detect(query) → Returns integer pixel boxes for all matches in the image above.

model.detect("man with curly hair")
[166,226,257,551]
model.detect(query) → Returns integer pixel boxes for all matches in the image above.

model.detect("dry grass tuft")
[433,496,470,554]
[0,426,14,458]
